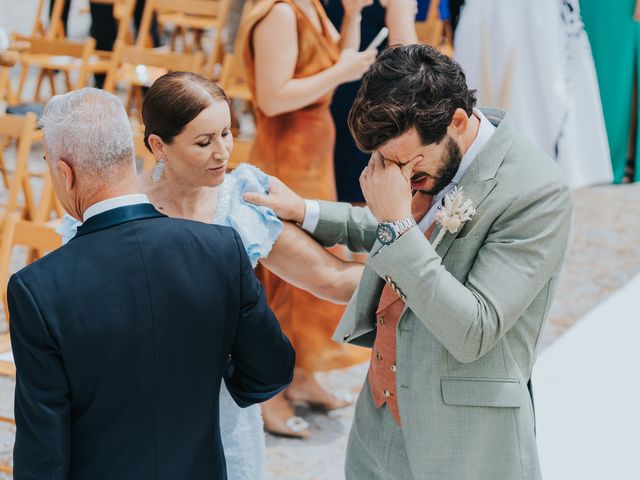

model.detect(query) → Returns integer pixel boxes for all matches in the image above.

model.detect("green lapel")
[429,108,516,259]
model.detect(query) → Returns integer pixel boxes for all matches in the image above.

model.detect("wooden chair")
[31,0,68,39]
[415,0,453,57]
[0,113,38,222]
[83,0,138,76]
[104,44,204,117]
[137,0,231,79]
[14,36,97,103]
[0,62,13,106]
[0,214,63,371]
[219,53,251,101]
[132,123,157,172]
[228,136,254,171]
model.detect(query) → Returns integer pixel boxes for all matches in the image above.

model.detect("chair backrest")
[20,36,96,58]
[0,214,62,331]
[13,36,97,99]
[137,0,231,76]
[0,113,38,222]
[103,44,204,92]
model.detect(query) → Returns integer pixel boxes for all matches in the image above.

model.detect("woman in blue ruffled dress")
[59,72,363,480]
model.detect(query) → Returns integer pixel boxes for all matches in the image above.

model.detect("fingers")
[400,155,422,176]
[243,191,270,207]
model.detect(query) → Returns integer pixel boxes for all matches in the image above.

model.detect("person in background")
[581,0,640,183]
[324,0,418,204]
[90,0,160,88]
[239,0,377,438]
[454,0,613,189]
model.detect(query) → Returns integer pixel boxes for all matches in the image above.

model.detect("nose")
[211,137,229,161]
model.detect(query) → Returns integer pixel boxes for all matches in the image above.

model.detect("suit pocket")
[441,377,522,408]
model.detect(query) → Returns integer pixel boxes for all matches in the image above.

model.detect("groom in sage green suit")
[247,45,573,480]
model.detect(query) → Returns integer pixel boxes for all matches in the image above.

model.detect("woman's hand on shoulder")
[243,175,307,224]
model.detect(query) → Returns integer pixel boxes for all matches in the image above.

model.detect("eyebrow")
[194,125,232,139]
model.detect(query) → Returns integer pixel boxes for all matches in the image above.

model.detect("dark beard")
[418,136,463,196]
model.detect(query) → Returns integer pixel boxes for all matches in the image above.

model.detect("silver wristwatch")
[376,216,416,246]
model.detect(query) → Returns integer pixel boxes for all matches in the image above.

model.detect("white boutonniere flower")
[432,187,476,249]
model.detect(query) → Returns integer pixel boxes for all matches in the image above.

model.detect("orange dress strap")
[240,0,340,104]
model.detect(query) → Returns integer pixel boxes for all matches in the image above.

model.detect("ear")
[56,159,75,193]
[448,108,469,138]
[147,134,166,161]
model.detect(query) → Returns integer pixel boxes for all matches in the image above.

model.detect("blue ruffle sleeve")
[214,163,283,268]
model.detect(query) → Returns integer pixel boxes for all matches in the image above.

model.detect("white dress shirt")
[83,194,151,222]
[301,108,496,234]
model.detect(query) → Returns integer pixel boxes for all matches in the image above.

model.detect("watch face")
[376,223,396,245]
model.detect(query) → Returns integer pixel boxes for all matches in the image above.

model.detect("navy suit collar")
[72,204,166,240]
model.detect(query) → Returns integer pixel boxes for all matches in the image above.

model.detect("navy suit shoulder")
[8,208,293,480]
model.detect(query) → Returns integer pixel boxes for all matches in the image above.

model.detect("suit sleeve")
[368,181,573,363]
[224,231,296,407]
[311,200,379,253]
[8,274,70,479]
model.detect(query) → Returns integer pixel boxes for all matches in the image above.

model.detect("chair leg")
[63,70,72,92]
[47,69,57,98]
[16,65,29,104]
[34,68,47,102]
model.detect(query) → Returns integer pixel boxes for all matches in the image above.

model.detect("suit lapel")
[72,204,166,240]
[428,108,516,258]
[429,177,499,258]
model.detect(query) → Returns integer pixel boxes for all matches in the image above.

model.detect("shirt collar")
[83,194,151,222]
[451,108,496,185]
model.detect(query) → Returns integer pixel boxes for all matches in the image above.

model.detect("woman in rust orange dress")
[240,0,377,437]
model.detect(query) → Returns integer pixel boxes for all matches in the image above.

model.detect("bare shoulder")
[256,2,297,33]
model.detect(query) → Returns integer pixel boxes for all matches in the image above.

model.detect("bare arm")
[260,222,363,304]
[338,0,376,50]
[253,3,376,116]
[383,0,418,45]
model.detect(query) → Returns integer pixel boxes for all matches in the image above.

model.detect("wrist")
[295,197,306,224]
[343,12,363,22]
[376,215,416,245]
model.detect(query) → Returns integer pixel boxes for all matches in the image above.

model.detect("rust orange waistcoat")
[367,193,434,426]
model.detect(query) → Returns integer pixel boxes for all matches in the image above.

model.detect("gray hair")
[41,88,134,182]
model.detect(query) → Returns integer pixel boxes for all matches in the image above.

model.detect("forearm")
[339,13,362,50]
[367,186,572,363]
[386,0,418,45]
[257,65,344,117]
[312,200,378,252]
[261,222,362,303]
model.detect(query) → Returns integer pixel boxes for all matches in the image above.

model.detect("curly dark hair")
[348,44,477,152]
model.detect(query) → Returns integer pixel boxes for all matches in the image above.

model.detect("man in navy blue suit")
[7,88,295,479]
